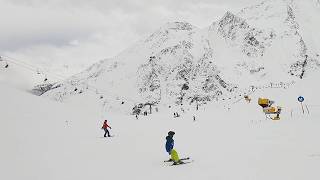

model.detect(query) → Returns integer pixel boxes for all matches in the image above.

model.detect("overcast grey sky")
[0,0,261,74]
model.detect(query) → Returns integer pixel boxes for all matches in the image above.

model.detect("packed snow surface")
[1,70,320,180]
[1,0,320,179]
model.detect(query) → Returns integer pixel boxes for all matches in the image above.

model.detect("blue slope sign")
[298,96,304,103]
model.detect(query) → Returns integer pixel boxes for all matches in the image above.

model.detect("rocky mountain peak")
[40,0,320,114]
[162,21,196,31]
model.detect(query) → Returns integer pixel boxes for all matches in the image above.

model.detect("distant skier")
[165,131,184,165]
[101,120,112,137]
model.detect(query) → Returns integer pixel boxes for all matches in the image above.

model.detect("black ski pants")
[104,128,110,137]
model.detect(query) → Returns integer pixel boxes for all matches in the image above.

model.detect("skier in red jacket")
[101,120,112,137]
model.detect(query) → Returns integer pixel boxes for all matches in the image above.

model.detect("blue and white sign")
[298,96,304,102]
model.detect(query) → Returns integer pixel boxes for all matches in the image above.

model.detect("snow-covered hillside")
[2,1,320,179]
[1,65,320,180]
[40,0,320,115]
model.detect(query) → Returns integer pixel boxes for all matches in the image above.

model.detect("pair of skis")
[164,157,193,166]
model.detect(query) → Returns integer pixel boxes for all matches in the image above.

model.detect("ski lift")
[0,57,8,68]
[149,56,156,61]
[182,83,189,90]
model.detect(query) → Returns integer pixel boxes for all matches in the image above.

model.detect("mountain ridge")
[40,0,320,114]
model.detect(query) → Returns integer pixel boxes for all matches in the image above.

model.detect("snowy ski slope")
[1,69,320,180]
[1,0,320,180]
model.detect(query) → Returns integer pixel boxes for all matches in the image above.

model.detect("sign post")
[298,96,305,114]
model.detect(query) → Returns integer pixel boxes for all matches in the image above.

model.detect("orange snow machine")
[258,98,281,120]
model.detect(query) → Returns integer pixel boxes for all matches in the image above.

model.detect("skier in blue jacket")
[165,131,175,159]
[165,131,188,165]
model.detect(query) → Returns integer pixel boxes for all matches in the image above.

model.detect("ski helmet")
[168,131,175,136]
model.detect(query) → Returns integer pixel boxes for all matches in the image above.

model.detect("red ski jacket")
[102,121,111,129]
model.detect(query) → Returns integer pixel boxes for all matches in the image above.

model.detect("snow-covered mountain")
[2,1,320,179]
[41,0,320,114]
[2,59,320,180]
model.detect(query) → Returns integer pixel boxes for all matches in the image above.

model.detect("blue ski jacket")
[165,136,174,154]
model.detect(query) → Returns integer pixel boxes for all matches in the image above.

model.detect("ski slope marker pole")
[305,105,310,115]
[301,102,305,114]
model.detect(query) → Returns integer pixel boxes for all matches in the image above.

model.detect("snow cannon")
[258,98,281,120]
[258,98,273,108]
